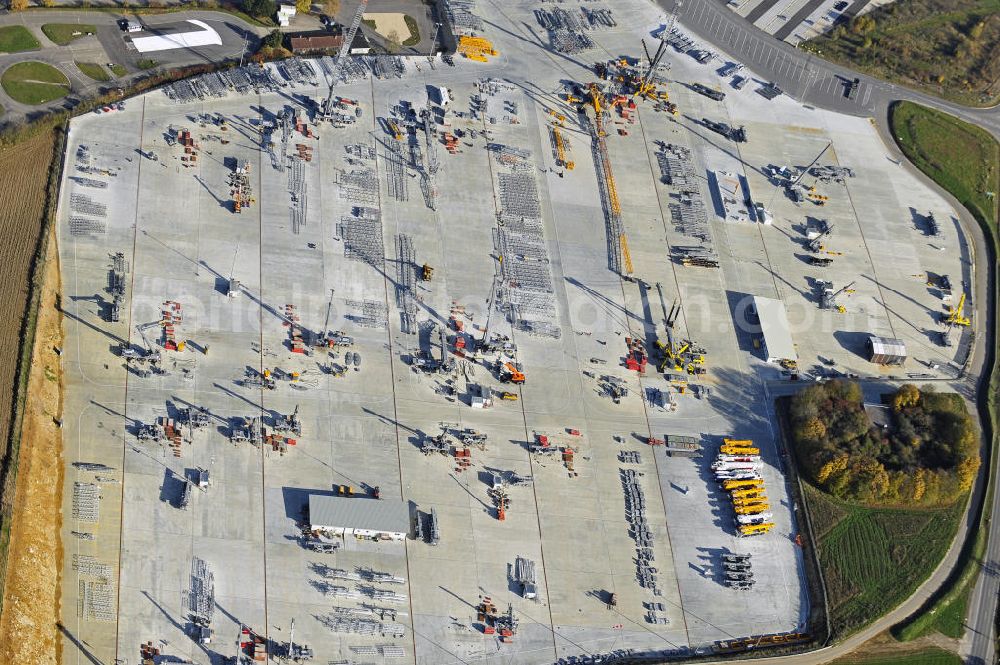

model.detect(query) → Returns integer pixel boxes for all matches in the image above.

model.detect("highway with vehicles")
[655,1,998,663]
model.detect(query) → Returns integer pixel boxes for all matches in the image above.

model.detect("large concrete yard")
[54,0,972,663]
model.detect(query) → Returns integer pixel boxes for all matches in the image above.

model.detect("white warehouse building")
[309,495,410,541]
[750,296,797,364]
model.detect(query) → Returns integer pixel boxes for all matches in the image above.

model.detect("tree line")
[788,381,978,506]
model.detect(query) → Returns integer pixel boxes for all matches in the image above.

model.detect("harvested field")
[0,130,56,468]
[0,129,59,620]
[0,229,63,664]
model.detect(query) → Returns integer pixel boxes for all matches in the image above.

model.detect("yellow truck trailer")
[720,445,760,456]
[732,496,768,507]
[722,478,764,491]
[730,488,764,500]
[738,522,774,536]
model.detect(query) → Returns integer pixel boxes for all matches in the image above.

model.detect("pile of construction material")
[476,597,518,642]
[491,144,561,338]
[413,507,441,545]
[714,439,773,536]
[161,55,409,105]
[443,0,484,32]
[106,252,128,322]
[314,567,409,638]
[534,6,601,53]
[458,35,498,62]
[673,245,720,268]
[721,552,754,590]
[68,149,111,236]
[621,468,666,618]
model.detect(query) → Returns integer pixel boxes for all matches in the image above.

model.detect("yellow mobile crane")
[734,503,770,516]
[655,290,707,374]
[635,38,667,99]
[588,82,604,120]
[730,488,765,500]
[947,292,971,327]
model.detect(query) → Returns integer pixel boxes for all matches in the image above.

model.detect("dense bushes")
[804,0,1000,105]
[243,0,276,19]
[789,381,978,506]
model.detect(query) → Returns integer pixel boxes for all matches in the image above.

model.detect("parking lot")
[54,0,970,663]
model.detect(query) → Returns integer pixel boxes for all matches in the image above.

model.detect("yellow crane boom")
[551,126,574,170]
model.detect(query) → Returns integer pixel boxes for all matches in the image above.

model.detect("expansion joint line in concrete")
[839,153,897,340]
[366,73,420,663]
[255,91,271,654]
[113,94,148,664]
[478,101,560,663]
[631,102,692,645]
[718,113,782,303]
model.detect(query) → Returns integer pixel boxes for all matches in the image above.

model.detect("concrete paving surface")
[53,0,973,663]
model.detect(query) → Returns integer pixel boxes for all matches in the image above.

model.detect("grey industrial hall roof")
[309,495,410,533]
[752,296,797,361]
[868,336,906,356]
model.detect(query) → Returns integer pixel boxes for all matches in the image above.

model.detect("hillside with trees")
[788,381,978,507]
[803,0,1000,106]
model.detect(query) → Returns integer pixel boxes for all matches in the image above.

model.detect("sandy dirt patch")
[0,228,64,665]
[362,12,413,43]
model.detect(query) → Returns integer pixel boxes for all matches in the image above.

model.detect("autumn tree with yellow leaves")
[787,381,977,507]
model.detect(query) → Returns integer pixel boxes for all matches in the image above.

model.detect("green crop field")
[832,646,962,665]
[803,484,963,637]
[41,24,96,46]
[75,62,109,83]
[0,26,40,54]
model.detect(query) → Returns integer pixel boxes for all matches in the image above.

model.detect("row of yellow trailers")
[719,439,774,537]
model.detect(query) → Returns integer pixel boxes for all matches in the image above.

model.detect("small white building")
[750,296,797,364]
[277,4,297,27]
[431,85,452,107]
[712,170,751,223]
[309,495,410,541]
